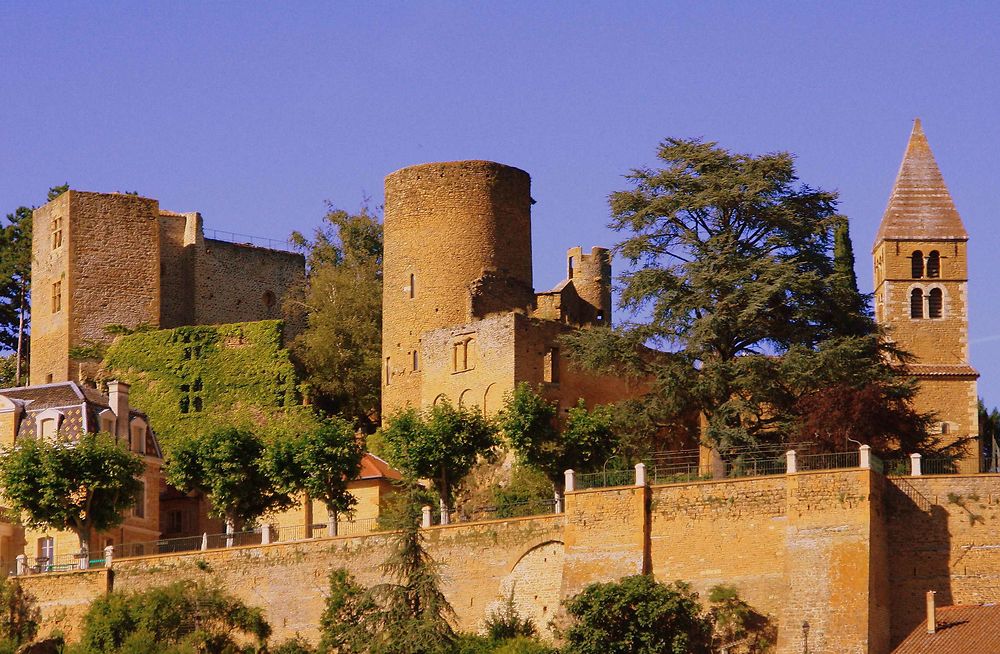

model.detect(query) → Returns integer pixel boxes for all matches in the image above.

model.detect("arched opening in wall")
[483,383,498,415]
[458,388,474,409]
[493,541,565,639]
[263,290,276,311]
[927,251,941,278]
[910,289,924,318]
[433,393,447,406]
[911,250,924,278]
[928,288,943,318]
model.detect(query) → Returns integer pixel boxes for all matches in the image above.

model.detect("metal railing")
[431,499,558,526]
[203,228,296,253]
[920,456,993,476]
[724,456,787,478]
[576,469,636,490]
[797,451,860,472]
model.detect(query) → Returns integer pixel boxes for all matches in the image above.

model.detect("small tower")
[872,119,979,457]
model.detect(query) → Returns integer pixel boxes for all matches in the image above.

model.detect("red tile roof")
[906,363,980,378]
[359,453,402,481]
[875,119,968,244]
[893,604,1000,653]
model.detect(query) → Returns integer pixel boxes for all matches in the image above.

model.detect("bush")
[0,577,39,646]
[484,589,536,641]
[562,575,712,654]
[73,580,270,654]
[268,636,316,654]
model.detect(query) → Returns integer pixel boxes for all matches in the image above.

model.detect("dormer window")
[130,418,147,455]
[35,408,65,441]
[98,409,115,434]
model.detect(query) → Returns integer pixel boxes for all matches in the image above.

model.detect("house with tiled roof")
[892,592,1000,654]
[0,380,162,571]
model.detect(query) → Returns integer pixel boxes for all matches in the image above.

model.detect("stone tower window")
[263,290,276,310]
[51,281,62,313]
[51,217,63,250]
[385,357,391,385]
[927,251,940,278]
[910,289,923,319]
[911,250,924,278]
[928,288,943,318]
[412,350,419,371]
[544,347,560,383]
[452,337,476,373]
[568,257,575,279]
[409,274,415,299]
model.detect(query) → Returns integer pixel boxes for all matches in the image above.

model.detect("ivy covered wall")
[101,320,312,451]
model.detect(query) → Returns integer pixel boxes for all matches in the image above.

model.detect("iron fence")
[575,469,636,490]
[431,499,559,525]
[724,456,787,478]
[921,456,991,476]
[797,451,860,472]
[203,228,296,252]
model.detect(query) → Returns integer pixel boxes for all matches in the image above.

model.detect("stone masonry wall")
[25,471,1000,652]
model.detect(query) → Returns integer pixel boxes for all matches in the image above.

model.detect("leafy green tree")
[979,399,1000,470]
[164,427,294,531]
[497,384,618,492]
[563,137,923,453]
[320,485,456,654]
[266,416,365,534]
[73,580,270,654]
[0,432,144,552]
[561,575,712,654]
[0,354,16,388]
[290,206,383,431]
[379,402,498,514]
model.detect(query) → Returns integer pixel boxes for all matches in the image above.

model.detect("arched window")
[911,250,924,278]
[927,251,940,278]
[928,288,943,318]
[910,289,924,318]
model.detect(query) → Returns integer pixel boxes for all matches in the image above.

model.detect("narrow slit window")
[385,357,391,385]
[412,350,419,371]
[928,288,942,318]
[911,250,924,279]
[910,288,924,318]
[927,251,940,278]
[544,347,560,383]
[409,273,415,299]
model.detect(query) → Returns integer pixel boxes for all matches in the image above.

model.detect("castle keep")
[29,191,304,385]
[872,119,980,456]
[381,160,631,419]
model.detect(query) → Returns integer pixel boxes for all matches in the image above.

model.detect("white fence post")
[261,523,272,545]
[421,505,432,528]
[910,453,923,477]
[565,469,576,493]
[439,498,449,526]
[635,462,647,487]
[786,450,797,474]
[15,555,26,576]
[104,545,114,569]
[554,491,562,514]
[78,544,89,570]
[201,532,209,551]
[860,444,872,470]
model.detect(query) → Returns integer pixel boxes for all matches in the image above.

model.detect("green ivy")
[101,320,310,452]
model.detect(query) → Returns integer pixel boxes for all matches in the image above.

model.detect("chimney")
[107,380,130,439]
[926,590,937,634]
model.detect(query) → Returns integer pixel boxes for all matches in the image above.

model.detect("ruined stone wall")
[157,212,196,328]
[382,161,534,416]
[886,474,1000,648]
[193,239,303,327]
[564,246,612,326]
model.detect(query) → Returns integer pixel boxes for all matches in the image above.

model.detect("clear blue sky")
[3,2,999,403]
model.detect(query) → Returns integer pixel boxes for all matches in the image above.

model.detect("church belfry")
[873,119,979,457]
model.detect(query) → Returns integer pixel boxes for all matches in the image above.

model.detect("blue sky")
[2,2,999,403]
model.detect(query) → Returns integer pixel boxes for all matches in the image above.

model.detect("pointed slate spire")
[875,119,967,243]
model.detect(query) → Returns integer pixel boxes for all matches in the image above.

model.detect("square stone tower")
[872,119,979,457]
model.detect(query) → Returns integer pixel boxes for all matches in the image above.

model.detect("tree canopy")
[289,205,383,430]
[563,137,931,455]
[0,431,144,551]
[497,384,619,491]
[378,402,498,511]
[266,415,365,531]
[164,426,294,529]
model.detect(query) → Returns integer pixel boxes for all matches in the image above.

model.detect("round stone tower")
[381,160,534,416]
[567,246,613,325]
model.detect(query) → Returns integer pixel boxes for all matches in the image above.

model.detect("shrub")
[485,589,536,641]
